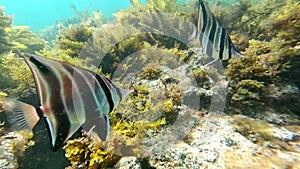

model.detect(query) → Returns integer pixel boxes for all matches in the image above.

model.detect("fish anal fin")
[82,115,110,141]
[120,88,134,100]
[1,98,40,131]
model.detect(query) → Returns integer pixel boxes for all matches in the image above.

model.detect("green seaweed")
[161,82,181,123]
[225,36,299,113]
[116,0,193,20]
[64,134,121,169]
[112,118,166,138]
[139,65,162,80]
[0,10,46,95]
[231,115,275,143]
[191,67,210,87]
[0,7,12,54]
[130,84,152,112]
[56,24,92,57]
[223,0,299,114]
[64,116,166,168]
[6,26,46,53]
[231,79,266,107]
[209,0,299,51]
[93,0,195,74]
[161,81,182,109]
[0,52,34,95]
[0,91,7,98]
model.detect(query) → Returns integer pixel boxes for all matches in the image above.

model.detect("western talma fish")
[1,53,133,151]
[190,0,244,65]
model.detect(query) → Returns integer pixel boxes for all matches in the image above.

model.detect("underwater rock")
[114,156,141,169]
[146,114,300,168]
[148,142,203,168]
[247,107,300,126]
[0,131,34,169]
[271,126,295,142]
[147,116,253,168]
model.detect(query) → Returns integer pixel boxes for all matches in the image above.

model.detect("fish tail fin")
[0,98,40,131]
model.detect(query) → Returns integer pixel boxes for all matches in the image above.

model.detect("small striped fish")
[190,0,243,64]
[1,53,133,151]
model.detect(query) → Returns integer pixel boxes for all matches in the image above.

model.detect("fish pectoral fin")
[82,115,110,141]
[0,98,40,131]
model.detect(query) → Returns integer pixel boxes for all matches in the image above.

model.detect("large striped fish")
[1,53,133,151]
[190,0,244,64]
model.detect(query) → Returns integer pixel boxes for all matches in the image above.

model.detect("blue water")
[0,0,148,31]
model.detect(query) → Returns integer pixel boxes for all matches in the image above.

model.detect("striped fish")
[190,0,243,64]
[1,53,133,151]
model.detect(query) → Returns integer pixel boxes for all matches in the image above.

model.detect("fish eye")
[39,65,46,69]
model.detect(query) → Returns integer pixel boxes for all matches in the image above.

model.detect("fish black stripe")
[95,74,114,112]
[204,7,212,56]
[72,67,105,117]
[208,15,217,44]
[228,37,232,60]
[199,0,207,33]
[104,77,123,100]
[229,37,239,56]
[29,56,71,151]
[29,57,49,74]
[56,63,86,132]
[206,14,217,58]
[219,28,226,60]
[223,33,230,60]
[44,66,71,151]
[102,77,112,89]
[24,58,47,105]
[195,0,243,61]
[213,25,222,56]
[51,112,70,151]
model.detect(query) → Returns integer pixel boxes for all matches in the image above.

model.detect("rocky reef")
[0,0,299,168]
